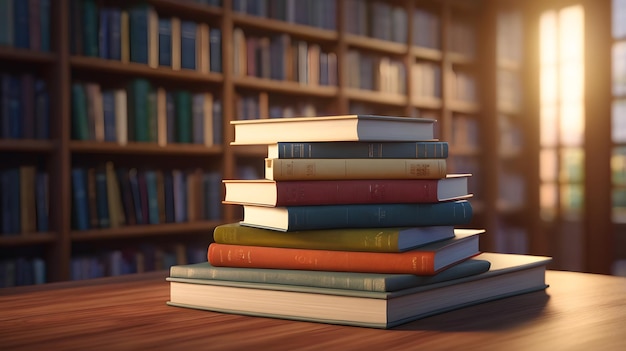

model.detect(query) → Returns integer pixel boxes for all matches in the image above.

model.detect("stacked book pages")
[166,115,552,329]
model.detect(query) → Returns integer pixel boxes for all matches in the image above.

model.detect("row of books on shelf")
[70,0,222,73]
[232,29,337,85]
[0,73,50,140]
[412,61,442,100]
[71,79,222,145]
[1,166,48,236]
[167,114,551,328]
[346,50,406,94]
[71,164,222,231]
[71,243,206,281]
[0,257,46,287]
[233,0,336,30]
[235,93,325,120]
[345,0,408,44]
[0,0,50,51]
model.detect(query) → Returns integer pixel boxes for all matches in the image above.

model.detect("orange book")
[207,230,480,275]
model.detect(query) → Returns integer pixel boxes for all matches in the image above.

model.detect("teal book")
[241,199,473,231]
[167,252,552,329]
[71,83,89,140]
[0,0,13,46]
[170,257,491,292]
[268,141,448,159]
[175,91,192,143]
[128,79,151,142]
[82,0,98,56]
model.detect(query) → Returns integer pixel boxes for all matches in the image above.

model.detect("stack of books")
[167,115,552,329]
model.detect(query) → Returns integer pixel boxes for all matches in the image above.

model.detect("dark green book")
[175,91,192,143]
[268,141,448,159]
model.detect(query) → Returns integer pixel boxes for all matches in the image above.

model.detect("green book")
[167,252,552,329]
[128,79,151,142]
[213,222,471,252]
[175,91,192,143]
[169,256,491,292]
[71,83,89,140]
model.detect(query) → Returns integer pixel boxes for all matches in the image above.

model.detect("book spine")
[274,141,448,158]
[265,158,447,180]
[208,243,438,274]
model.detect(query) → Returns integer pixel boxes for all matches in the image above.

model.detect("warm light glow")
[540,149,558,181]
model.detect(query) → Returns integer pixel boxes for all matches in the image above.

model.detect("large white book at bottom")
[167,252,552,329]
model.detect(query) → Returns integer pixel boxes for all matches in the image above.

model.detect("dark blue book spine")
[95,168,110,228]
[129,6,149,64]
[99,8,110,59]
[108,8,122,60]
[275,141,449,159]
[71,168,90,230]
[128,168,144,225]
[8,76,22,138]
[0,74,11,138]
[144,170,160,224]
[257,200,473,231]
[13,0,29,48]
[35,170,49,232]
[212,99,222,144]
[102,90,116,142]
[163,170,175,223]
[34,79,50,139]
[158,18,172,66]
[204,171,222,220]
[40,0,51,51]
[166,92,176,143]
[209,28,222,72]
[180,21,197,70]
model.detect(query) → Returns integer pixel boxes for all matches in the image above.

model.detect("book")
[240,199,472,231]
[213,223,479,252]
[208,229,481,274]
[264,158,447,180]
[169,256,492,292]
[230,115,436,145]
[267,141,448,159]
[168,252,552,329]
[223,174,471,206]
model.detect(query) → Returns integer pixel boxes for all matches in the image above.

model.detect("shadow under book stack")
[166,114,552,329]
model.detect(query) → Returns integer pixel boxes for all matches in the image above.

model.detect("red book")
[222,174,471,206]
[207,230,482,275]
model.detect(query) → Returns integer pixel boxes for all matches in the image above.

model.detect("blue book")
[108,8,122,60]
[209,28,222,72]
[82,0,98,56]
[172,170,187,223]
[144,170,160,224]
[191,93,204,144]
[268,141,449,159]
[1,168,21,234]
[35,170,49,232]
[0,74,11,138]
[71,168,90,231]
[163,170,175,223]
[128,168,144,225]
[212,99,222,144]
[203,171,222,220]
[241,200,473,232]
[39,0,51,51]
[13,0,29,48]
[94,167,110,228]
[165,92,176,143]
[129,5,150,64]
[102,90,116,142]
[0,0,13,46]
[8,75,22,138]
[180,20,197,70]
[158,18,172,66]
[99,8,111,59]
[34,79,49,139]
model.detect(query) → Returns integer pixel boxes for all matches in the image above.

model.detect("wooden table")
[1,270,625,351]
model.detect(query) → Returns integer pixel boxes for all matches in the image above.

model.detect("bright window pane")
[613,0,626,38]
[559,102,584,146]
[612,188,626,223]
[612,41,626,95]
[561,183,584,219]
[560,148,584,183]
[541,183,558,220]
[540,148,558,181]
[612,146,626,185]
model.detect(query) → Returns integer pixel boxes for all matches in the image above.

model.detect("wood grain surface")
[1,270,625,351]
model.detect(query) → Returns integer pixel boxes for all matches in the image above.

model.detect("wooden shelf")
[232,13,338,42]
[69,141,223,156]
[70,221,221,241]
[345,34,408,55]
[0,233,57,246]
[0,139,56,153]
[233,76,339,97]
[413,46,444,61]
[413,96,443,109]
[345,88,408,106]
[0,47,56,64]
[449,100,481,114]
[148,0,223,18]
[448,52,476,66]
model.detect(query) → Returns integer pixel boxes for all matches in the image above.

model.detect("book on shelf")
[264,158,447,181]
[168,252,552,329]
[230,115,436,145]
[267,141,448,159]
[207,229,482,275]
[213,223,478,252]
[240,199,473,231]
[223,175,472,206]
[170,256,492,293]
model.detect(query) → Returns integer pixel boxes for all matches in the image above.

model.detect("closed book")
[223,175,471,206]
[208,229,481,275]
[170,257,491,292]
[158,18,172,66]
[241,200,473,231]
[231,114,435,145]
[213,223,480,252]
[265,158,447,180]
[268,141,448,159]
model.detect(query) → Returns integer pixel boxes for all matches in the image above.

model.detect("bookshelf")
[1,0,528,285]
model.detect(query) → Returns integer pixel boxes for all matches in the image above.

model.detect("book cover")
[241,199,473,231]
[168,252,552,329]
[170,257,491,292]
[264,158,447,180]
[231,114,436,145]
[268,141,448,159]
[213,222,482,252]
[208,230,481,274]
[223,174,471,206]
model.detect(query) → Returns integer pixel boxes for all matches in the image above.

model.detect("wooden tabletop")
[1,270,625,351]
